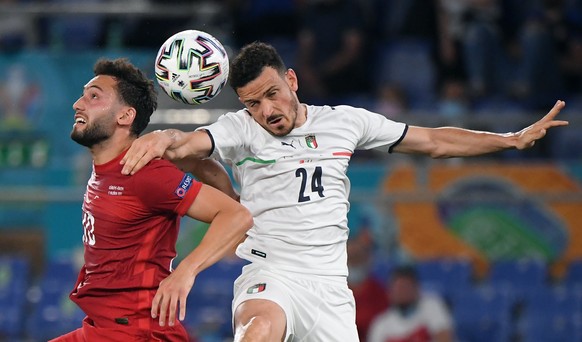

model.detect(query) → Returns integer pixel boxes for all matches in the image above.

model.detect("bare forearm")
[158,129,211,160]
[428,127,517,158]
[394,101,568,158]
[177,158,239,200]
[178,208,252,275]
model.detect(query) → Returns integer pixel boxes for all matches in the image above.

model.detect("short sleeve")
[198,110,248,163]
[133,160,202,216]
[337,105,407,153]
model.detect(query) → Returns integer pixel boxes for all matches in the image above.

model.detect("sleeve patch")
[175,174,193,198]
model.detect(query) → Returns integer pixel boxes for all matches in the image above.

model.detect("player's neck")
[90,134,133,165]
[295,103,308,128]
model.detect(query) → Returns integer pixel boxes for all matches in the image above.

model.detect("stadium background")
[0,0,581,341]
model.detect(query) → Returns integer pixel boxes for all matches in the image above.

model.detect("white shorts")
[232,263,359,342]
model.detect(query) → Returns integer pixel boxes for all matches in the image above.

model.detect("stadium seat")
[416,259,473,300]
[375,39,436,109]
[486,259,548,298]
[0,256,30,338]
[370,251,394,285]
[184,258,247,339]
[26,258,84,341]
[519,286,582,341]
[451,286,514,342]
[529,286,581,310]
[564,259,582,286]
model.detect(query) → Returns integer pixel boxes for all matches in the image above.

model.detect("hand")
[151,266,196,327]
[121,130,173,175]
[515,100,569,150]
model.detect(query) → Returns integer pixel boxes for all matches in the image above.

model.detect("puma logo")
[281,140,296,149]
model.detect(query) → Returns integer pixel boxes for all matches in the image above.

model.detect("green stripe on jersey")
[235,157,276,166]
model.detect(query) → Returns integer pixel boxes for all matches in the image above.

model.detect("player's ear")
[285,68,298,91]
[118,107,136,126]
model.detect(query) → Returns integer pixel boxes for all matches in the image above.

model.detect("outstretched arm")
[121,129,212,175]
[393,100,568,157]
[151,184,253,327]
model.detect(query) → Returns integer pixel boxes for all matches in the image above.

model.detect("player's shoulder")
[310,104,374,118]
[134,158,182,179]
[217,108,253,122]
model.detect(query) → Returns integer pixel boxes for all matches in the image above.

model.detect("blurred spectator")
[0,0,37,51]
[367,265,454,342]
[227,0,299,47]
[373,84,408,119]
[348,228,389,342]
[45,0,106,50]
[122,0,191,48]
[438,0,510,99]
[372,0,439,43]
[296,0,371,103]
[437,78,469,118]
[369,0,440,110]
[512,0,582,109]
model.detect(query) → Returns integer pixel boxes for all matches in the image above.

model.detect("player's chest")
[82,176,141,220]
[248,131,355,162]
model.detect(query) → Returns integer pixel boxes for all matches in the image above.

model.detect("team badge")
[305,135,318,149]
[247,283,267,294]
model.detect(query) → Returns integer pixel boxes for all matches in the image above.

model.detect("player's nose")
[261,101,274,118]
[72,97,83,111]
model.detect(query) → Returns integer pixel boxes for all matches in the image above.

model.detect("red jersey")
[70,151,201,330]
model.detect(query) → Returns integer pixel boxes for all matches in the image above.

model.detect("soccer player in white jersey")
[120,42,568,341]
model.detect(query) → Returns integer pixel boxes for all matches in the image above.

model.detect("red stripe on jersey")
[333,152,353,156]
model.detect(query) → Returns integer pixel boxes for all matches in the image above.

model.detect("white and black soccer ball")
[154,30,229,105]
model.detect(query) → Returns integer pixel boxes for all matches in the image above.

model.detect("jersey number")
[295,166,325,202]
[82,211,96,246]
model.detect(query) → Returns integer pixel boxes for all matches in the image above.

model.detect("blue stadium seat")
[26,258,84,340]
[487,259,548,298]
[524,286,582,315]
[520,287,582,341]
[564,259,582,286]
[0,256,30,338]
[416,259,473,300]
[184,258,247,339]
[370,255,393,286]
[193,258,246,299]
[451,286,514,342]
[375,39,436,109]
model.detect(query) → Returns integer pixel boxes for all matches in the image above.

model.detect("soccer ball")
[154,30,229,105]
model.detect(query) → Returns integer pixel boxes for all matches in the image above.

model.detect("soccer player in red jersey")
[50,58,253,341]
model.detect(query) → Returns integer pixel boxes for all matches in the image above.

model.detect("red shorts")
[49,316,189,342]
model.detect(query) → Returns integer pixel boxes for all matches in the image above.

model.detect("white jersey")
[201,105,407,277]
[367,293,454,342]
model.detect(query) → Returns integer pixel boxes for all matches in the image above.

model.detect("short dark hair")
[93,58,157,136]
[229,41,287,92]
[391,265,418,282]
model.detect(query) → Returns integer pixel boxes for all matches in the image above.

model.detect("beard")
[70,117,113,148]
[268,95,300,137]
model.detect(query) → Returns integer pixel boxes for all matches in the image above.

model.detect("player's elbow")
[234,207,254,233]
[424,142,449,159]
[430,148,450,159]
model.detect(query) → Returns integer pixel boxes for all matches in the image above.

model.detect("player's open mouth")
[267,116,283,125]
[74,117,87,127]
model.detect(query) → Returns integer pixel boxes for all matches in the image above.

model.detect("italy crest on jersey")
[305,135,318,149]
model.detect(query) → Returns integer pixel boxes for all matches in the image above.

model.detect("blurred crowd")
[1,0,582,115]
